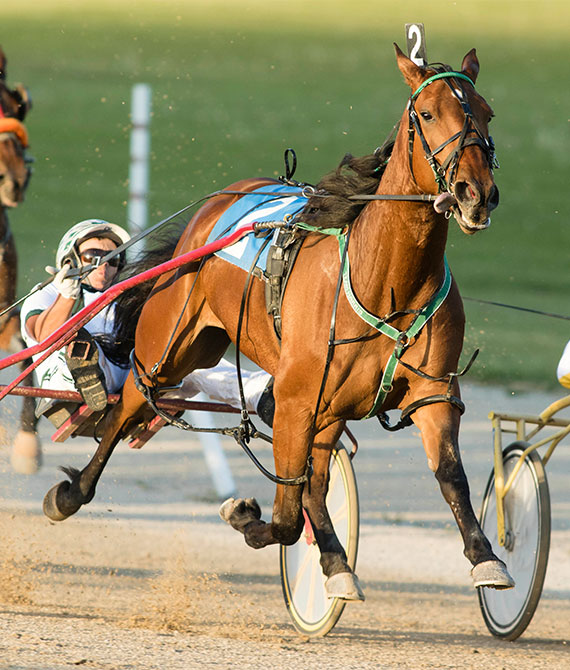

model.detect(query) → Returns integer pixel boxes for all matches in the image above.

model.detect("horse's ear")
[394,43,424,91]
[461,48,479,84]
[0,47,6,81]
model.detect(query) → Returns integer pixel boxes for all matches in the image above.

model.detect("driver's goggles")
[80,248,121,268]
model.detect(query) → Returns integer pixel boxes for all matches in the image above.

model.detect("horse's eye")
[420,111,434,121]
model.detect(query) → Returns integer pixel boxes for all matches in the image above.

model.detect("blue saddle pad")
[207,184,306,273]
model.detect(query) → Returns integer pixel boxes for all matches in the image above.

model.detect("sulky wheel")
[478,442,551,640]
[279,442,360,637]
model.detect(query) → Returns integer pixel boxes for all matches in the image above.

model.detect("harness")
[264,227,304,339]
[295,221,470,431]
[276,70,496,431]
[406,70,499,193]
[126,68,498,485]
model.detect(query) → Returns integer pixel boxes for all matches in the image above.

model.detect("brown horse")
[0,46,38,473]
[43,45,513,596]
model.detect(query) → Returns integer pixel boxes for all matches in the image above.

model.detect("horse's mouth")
[433,192,490,234]
[456,211,491,234]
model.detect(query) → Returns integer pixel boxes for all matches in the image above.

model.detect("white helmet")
[56,219,131,269]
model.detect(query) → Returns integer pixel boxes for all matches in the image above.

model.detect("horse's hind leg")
[5,323,41,474]
[302,422,364,601]
[18,370,38,433]
[413,402,514,589]
[10,361,41,474]
[42,377,144,520]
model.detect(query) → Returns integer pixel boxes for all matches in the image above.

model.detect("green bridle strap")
[410,71,474,101]
[296,222,453,420]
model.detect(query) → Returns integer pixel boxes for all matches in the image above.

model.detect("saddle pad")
[207,184,306,273]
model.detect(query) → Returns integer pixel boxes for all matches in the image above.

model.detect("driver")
[21,219,132,418]
[15,219,275,473]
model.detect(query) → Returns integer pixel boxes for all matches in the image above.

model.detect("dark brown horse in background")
[0,47,38,473]
[43,45,514,597]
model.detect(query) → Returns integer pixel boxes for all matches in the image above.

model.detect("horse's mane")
[297,139,394,229]
[96,223,186,368]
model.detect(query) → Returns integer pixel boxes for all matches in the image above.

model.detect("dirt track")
[1,383,569,669]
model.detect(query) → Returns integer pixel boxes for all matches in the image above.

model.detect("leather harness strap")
[378,393,465,432]
[294,221,462,429]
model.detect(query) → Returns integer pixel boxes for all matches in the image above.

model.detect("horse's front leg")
[302,421,365,601]
[412,401,514,589]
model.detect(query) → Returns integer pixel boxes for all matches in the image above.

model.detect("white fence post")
[127,87,236,499]
[128,83,152,238]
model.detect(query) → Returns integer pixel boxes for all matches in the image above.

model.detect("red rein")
[0,223,255,401]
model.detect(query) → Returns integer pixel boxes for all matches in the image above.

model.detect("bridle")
[406,69,499,194]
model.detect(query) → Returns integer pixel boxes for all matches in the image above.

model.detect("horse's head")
[0,47,32,122]
[395,44,499,235]
[0,48,32,208]
[0,129,31,208]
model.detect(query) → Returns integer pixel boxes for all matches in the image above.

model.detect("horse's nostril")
[488,185,500,211]
[454,181,475,203]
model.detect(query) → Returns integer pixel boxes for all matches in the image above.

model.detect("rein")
[0,186,439,322]
[128,219,312,488]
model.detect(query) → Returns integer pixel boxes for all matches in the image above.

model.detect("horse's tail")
[96,223,186,368]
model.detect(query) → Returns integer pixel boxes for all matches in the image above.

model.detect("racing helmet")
[56,219,131,270]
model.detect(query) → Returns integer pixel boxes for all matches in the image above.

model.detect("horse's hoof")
[325,571,365,601]
[43,481,79,522]
[471,560,515,590]
[10,430,42,475]
[219,497,261,532]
